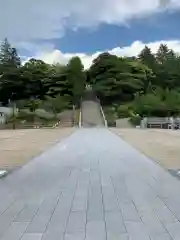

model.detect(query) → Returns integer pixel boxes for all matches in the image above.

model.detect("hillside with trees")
[1,38,180,126]
[0,39,85,107]
[87,45,180,124]
[0,39,86,128]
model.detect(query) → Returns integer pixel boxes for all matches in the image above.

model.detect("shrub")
[129,114,141,126]
[44,95,69,115]
[104,106,117,126]
[117,105,130,118]
[132,93,165,117]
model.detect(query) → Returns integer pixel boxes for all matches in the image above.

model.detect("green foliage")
[156,44,174,64]
[117,105,130,118]
[46,64,72,103]
[129,115,141,126]
[25,99,41,112]
[88,53,154,105]
[163,90,180,115]
[132,89,180,117]
[66,56,86,105]
[45,95,68,115]
[0,38,21,73]
[22,58,51,99]
[132,93,164,117]
[103,106,117,126]
[16,100,29,109]
[17,110,36,122]
[1,38,180,121]
[6,109,58,129]
[0,40,76,106]
[138,46,156,70]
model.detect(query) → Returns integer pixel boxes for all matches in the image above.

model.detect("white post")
[96,96,107,127]
[79,109,82,128]
[100,105,108,127]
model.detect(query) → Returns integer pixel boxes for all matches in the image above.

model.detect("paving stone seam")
[63,169,81,239]
[99,159,108,240]
[83,169,91,240]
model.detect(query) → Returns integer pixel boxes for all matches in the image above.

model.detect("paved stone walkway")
[81,101,104,127]
[1,129,180,240]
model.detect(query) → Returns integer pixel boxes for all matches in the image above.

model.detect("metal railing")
[78,98,82,128]
[141,117,180,129]
[100,104,108,127]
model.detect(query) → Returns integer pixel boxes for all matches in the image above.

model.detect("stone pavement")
[1,128,180,240]
[81,101,104,127]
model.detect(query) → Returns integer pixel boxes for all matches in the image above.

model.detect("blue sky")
[2,0,180,67]
[58,11,180,53]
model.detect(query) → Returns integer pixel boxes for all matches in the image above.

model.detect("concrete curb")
[0,170,8,178]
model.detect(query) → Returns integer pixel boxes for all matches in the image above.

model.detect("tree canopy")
[1,38,180,118]
[0,39,86,107]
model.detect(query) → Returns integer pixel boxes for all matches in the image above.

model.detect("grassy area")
[1,120,59,129]
[103,106,117,127]
[2,109,60,129]
[103,103,141,127]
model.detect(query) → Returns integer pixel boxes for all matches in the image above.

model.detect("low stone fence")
[141,117,180,129]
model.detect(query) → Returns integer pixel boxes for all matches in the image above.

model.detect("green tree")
[67,57,86,105]
[0,38,21,73]
[46,65,71,98]
[88,53,154,105]
[88,53,123,104]
[121,60,154,95]
[45,95,68,116]
[154,45,179,90]
[22,58,51,99]
[138,46,156,70]
[0,68,25,103]
[132,93,165,117]
[26,99,41,112]
[0,39,22,103]
[156,44,174,64]
[164,90,180,115]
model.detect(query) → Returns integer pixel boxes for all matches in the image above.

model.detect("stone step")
[81,101,104,127]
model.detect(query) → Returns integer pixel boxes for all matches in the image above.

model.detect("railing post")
[79,98,82,128]
[100,105,108,127]
[79,110,82,128]
[96,96,107,127]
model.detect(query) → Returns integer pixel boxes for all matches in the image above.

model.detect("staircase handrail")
[96,96,108,127]
[79,98,82,128]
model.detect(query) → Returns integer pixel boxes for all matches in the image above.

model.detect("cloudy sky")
[3,0,180,68]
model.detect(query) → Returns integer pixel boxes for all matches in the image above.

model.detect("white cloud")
[1,0,180,42]
[30,48,101,69]
[4,0,180,68]
[30,40,180,69]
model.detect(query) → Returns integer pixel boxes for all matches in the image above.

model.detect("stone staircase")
[58,110,74,128]
[81,100,105,127]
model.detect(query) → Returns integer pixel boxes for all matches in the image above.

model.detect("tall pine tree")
[0,39,21,103]
[67,57,86,106]
[0,38,21,73]
[156,44,172,64]
[138,46,156,70]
